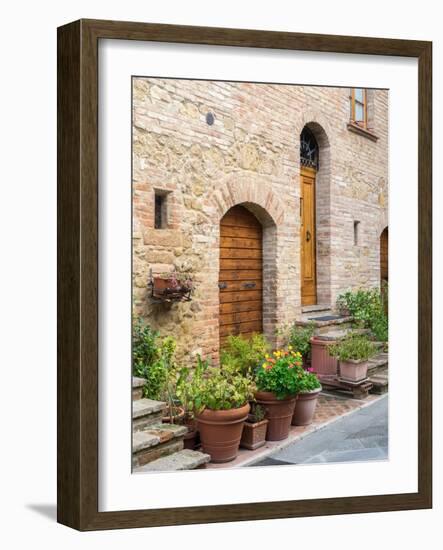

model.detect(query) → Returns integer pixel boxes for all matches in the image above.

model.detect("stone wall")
[132,78,389,363]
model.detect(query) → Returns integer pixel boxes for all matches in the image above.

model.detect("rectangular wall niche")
[154,190,169,229]
[354,220,360,246]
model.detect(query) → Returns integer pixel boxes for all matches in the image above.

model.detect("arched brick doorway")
[219,205,263,346]
[299,122,331,307]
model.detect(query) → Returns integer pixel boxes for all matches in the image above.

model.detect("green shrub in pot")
[329,333,377,362]
[254,349,304,441]
[177,356,254,462]
[329,333,377,383]
[220,333,271,377]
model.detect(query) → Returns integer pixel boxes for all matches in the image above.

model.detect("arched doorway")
[219,205,263,346]
[300,127,319,306]
[380,227,388,285]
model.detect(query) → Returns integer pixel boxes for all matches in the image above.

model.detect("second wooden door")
[301,166,317,306]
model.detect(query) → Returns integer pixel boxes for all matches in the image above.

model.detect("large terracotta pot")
[292,387,322,426]
[254,391,296,441]
[196,403,250,463]
[339,360,369,382]
[310,336,338,377]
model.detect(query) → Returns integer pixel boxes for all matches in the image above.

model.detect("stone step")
[369,374,389,394]
[301,304,331,314]
[132,422,189,468]
[134,449,211,472]
[132,398,166,431]
[132,376,145,401]
[296,315,354,335]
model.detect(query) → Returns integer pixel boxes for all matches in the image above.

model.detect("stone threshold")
[301,304,331,314]
[205,393,387,470]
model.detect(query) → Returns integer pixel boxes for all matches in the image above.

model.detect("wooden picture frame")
[57,19,432,531]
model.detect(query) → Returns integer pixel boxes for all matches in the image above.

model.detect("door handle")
[243,282,256,289]
[218,282,227,289]
[306,230,311,242]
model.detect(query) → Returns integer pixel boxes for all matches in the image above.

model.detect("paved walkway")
[251,394,388,467]
[205,392,385,469]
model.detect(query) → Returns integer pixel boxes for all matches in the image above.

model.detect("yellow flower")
[288,345,293,351]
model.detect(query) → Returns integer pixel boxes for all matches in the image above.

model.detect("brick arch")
[210,174,286,227]
[294,111,333,148]
[208,175,282,351]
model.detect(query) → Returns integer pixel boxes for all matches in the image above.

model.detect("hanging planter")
[149,271,193,303]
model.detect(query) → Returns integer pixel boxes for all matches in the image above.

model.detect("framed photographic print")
[57,19,432,530]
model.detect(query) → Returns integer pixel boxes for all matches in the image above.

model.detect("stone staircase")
[297,305,389,396]
[132,377,210,472]
[297,304,354,335]
[367,353,389,394]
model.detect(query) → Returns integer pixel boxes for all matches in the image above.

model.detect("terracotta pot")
[240,416,269,450]
[153,277,176,292]
[339,360,369,382]
[162,406,185,424]
[196,403,250,463]
[254,391,296,441]
[310,336,338,377]
[292,387,322,426]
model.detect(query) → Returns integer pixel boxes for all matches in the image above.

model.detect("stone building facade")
[132,78,388,363]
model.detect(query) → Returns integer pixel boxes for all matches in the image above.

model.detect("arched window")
[300,127,319,169]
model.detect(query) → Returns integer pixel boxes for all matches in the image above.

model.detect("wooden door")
[219,205,263,345]
[300,166,317,306]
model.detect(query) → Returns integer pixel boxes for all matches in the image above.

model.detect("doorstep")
[205,392,385,469]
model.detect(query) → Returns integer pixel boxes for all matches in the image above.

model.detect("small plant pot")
[254,391,296,441]
[196,403,250,463]
[162,406,185,424]
[240,416,269,450]
[339,360,369,382]
[292,387,322,426]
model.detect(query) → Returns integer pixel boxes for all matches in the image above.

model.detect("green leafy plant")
[132,319,178,402]
[288,322,315,358]
[336,287,388,342]
[176,356,254,413]
[249,402,266,423]
[329,333,377,362]
[132,320,160,378]
[220,333,271,376]
[255,349,304,399]
[297,369,321,393]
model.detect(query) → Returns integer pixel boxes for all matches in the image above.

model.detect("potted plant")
[329,333,377,382]
[254,349,303,441]
[175,366,201,450]
[288,322,315,369]
[220,333,271,377]
[240,403,269,450]
[152,271,193,301]
[292,369,322,426]
[178,357,253,463]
